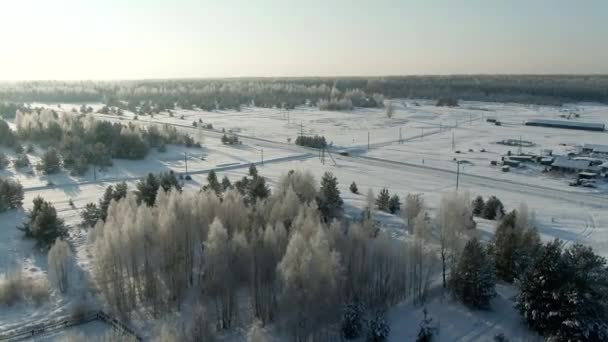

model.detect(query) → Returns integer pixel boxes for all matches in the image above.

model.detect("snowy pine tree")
[483,196,505,220]
[317,172,343,222]
[416,308,438,342]
[341,302,365,339]
[367,313,390,342]
[388,194,400,214]
[472,195,485,216]
[375,188,390,212]
[19,196,68,250]
[203,170,223,196]
[350,181,359,194]
[450,237,496,308]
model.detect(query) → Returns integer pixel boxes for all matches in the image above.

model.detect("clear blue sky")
[1,0,606,80]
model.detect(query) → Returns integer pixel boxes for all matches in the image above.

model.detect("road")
[91,112,607,209]
[356,155,608,208]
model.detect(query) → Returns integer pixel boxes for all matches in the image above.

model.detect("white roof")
[526,119,605,130]
[583,143,608,153]
[552,156,592,170]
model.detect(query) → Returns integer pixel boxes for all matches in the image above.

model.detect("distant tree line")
[1,76,607,112]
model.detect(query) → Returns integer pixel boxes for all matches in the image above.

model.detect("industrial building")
[524,119,605,132]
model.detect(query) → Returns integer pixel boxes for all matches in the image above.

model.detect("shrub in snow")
[449,237,496,309]
[341,302,365,339]
[367,313,390,342]
[416,308,438,342]
[349,181,358,194]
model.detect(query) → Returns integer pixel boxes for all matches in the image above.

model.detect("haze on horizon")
[1,0,607,81]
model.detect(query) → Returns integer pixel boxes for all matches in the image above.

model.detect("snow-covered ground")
[3,100,608,340]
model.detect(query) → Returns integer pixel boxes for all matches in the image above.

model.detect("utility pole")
[184,152,188,176]
[367,131,370,151]
[452,131,455,150]
[421,127,424,140]
[261,148,264,165]
[456,161,460,191]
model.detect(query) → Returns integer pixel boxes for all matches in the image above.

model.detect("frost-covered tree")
[436,192,474,288]
[278,220,342,341]
[450,237,496,309]
[317,172,343,222]
[277,170,317,203]
[403,193,423,228]
[19,196,67,250]
[375,188,390,212]
[385,101,394,118]
[48,239,72,293]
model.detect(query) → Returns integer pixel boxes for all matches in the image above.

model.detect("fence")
[0,310,142,341]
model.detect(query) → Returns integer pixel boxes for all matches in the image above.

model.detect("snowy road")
[355,155,608,208]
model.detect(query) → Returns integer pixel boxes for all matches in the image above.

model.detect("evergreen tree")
[493,211,519,282]
[388,194,401,214]
[248,175,270,204]
[99,185,114,221]
[450,237,496,308]
[18,196,67,250]
[341,302,365,340]
[203,170,222,195]
[113,181,128,201]
[159,171,182,192]
[350,181,358,194]
[0,178,24,212]
[483,196,505,220]
[0,152,8,169]
[472,195,485,216]
[317,172,343,222]
[37,148,61,174]
[249,163,258,177]
[367,313,390,342]
[221,176,232,191]
[136,173,160,206]
[517,240,608,341]
[80,203,101,227]
[375,188,390,212]
[416,309,438,342]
